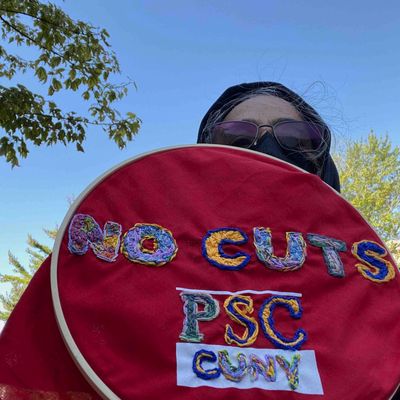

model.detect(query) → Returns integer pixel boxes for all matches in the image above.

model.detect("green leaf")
[52,78,62,91]
[35,66,47,82]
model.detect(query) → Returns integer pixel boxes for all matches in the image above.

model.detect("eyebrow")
[241,117,301,125]
[270,117,301,124]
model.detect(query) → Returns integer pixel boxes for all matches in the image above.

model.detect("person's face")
[223,95,303,140]
[221,94,323,175]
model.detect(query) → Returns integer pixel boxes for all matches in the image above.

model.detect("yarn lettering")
[191,347,300,391]
[178,292,307,351]
[67,213,397,283]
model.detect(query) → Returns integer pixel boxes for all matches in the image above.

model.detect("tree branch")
[0,15,77,69]
[24,111,121,127]
[0,7,80,34]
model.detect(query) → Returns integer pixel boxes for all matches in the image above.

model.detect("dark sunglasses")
[206,120,327,152]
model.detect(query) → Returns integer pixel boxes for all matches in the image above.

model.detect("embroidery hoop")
[50,145,400,400]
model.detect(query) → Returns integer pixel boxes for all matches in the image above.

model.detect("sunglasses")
[206,120,327,152]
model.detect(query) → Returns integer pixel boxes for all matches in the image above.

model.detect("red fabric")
[0,258,99,399]
[2,147,400,399]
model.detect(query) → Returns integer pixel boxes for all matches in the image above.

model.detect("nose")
[255,125,273,144]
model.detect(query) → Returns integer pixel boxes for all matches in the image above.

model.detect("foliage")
[334,132,400,259]
[0,228,56,320]
[0,0,140,166]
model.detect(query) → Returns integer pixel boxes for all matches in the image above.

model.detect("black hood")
[197,82,340,192]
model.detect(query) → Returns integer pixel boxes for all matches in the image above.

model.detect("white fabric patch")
[176,287,302,297]
[176,342,323,395]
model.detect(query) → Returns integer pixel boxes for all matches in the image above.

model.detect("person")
[199,82,400,398]
[197,81,341,192]
[2,81,399,399]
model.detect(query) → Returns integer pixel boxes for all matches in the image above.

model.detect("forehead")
[224,95,303,124]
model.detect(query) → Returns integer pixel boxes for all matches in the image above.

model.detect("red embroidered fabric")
[0,383,92,399]
[1,146,400,400]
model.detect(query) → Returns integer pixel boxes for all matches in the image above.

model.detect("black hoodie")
[197,82,341,192]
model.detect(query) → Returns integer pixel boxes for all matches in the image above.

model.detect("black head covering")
[197,82,340,191]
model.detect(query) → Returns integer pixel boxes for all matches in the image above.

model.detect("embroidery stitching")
[186,347,310,391]
[0,383,93,400]
[202,228,250,270]
[218,350,247,382]
[68,214,122,262]
[352,240,395,283]
[224,295,259,347]
[248,354,276,382]
[139,236,158,253]
[121,223,178,266]
[276,354,301,390]
[259,296,307,351]
[192,349,221,380]
[253,228,306,271]
[307,233,347,277]
[179,292,220,342]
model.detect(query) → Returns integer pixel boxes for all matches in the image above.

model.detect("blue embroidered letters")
[352,240,395,283]
[258,296,307,351]
[218,350,248,382]
[202,228,250,270]
[224,295,259,347]
[192,350,221,380]
[253,228,306,272]
[121,223,178,266]
[67,213,397,284]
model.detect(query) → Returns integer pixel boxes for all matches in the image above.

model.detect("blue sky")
[1,0,400,304]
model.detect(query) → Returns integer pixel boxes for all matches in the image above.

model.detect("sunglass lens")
[274,122,324,152]
[211,121,257,147]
